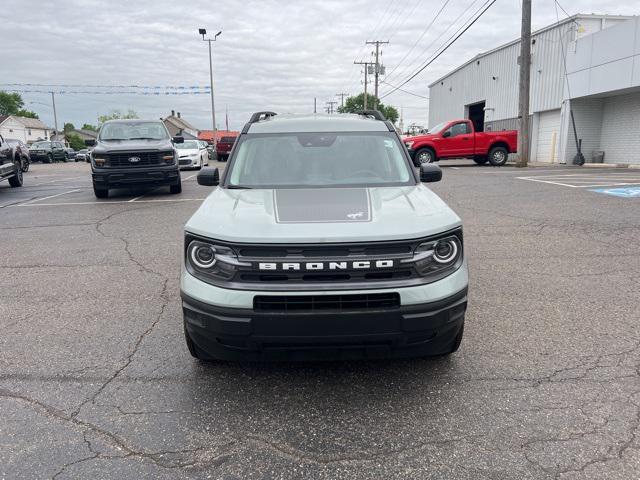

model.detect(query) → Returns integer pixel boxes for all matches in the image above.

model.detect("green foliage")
[337,93,399,124]
[81,123,98,132]
[98,109,139,125]
[64,122,75,132]
[66,133,85,150]
[0,91,39,118]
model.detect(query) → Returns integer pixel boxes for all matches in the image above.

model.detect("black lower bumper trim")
[92,167,179,188]
[181,288,467,361]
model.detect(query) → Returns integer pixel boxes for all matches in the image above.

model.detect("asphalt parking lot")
[2,160,640,479]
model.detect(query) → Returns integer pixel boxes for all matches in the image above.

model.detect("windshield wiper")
[227,185,253,189]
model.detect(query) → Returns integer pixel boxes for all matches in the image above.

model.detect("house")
[162,110,199,138]
[427,14,634,164]
[0,115,52,144]
[198,130,240,144]
[69,129,98,142]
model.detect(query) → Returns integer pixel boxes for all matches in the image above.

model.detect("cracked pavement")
[1,161,640,479]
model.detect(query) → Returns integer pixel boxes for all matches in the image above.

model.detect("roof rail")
[357,110,386,121]
[242,111,277,133]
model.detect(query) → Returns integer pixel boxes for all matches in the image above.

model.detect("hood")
[185,185,461,243]
[177,148,199,156]
[93,138,173,153]
[405,133,437,143]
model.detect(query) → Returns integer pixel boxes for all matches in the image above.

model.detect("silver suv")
[181,111,468,361]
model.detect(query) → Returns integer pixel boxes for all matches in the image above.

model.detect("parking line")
[183,174,198,181]
[10,198,206,207]
[128,195,145,203]
[17,189,81,205]
[33,177,84,186]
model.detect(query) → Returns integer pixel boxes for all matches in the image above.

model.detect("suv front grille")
[254,293,400,312]
[106,151,163,167]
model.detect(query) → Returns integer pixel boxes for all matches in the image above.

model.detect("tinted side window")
[447,123,469,137]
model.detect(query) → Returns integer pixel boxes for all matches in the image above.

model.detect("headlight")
[403,233,463,279]
[405,141,414,149]
[93,155,106,166]
[162,152,175,163]
[185,238,249,284]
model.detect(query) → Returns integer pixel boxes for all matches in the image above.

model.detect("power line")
[0,83,210,89]
[335,92,349,107]
[385,0,480,86]
[380,0,497,99]
[383,0,451,82]
[381,81,429,99]
[6,89,212,95]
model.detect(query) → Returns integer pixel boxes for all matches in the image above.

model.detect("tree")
[337,93,399,124]
[98,109,138,125]
[64,122,75,132]
[66,133,85,150]
[0,91,39,118]
[81,123,98,132]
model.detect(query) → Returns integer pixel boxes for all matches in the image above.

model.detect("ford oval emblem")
[128,156,141,163]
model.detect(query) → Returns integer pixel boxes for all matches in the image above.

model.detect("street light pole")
[199,28,221,138]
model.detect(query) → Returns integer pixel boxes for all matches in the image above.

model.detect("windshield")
[227,132,413,188]
[176,140,199,149]
[426,122,448,135]
[31,142,51,148]
[99,122,168,141]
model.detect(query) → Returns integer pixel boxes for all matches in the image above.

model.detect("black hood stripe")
[274,188,371,223]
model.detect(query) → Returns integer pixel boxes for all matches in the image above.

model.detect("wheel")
[170,181,182,194]
[93,185,108,198]
[473,156,488,165]
[8,161,23,187]
[488,146,508,166]
[445,323,464,355]
[63,153,69,162]
[20,155,30,172]
[184,324,201,359]
[414,148,435,166]
[44,154,53,164]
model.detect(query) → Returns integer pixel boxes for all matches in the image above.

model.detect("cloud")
[4,0,638,129]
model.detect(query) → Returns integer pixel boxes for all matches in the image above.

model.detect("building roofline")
[428,14,634,87]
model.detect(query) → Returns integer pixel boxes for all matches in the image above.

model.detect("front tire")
[488,146,508,166]
[170,181,182,194]
[8,161,23,187]
[414,148,435,166]
[63,153,69,162]
[44,154,53,164]
[93,185,108,198]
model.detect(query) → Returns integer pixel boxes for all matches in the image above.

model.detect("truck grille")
[254,293,400,312]
[107,151,163,167]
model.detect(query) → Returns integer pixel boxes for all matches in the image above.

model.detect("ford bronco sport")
[181,111,468,361]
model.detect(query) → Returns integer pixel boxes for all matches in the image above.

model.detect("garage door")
[535,109,561,163]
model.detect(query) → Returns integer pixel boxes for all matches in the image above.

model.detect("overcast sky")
[4,0,639,131]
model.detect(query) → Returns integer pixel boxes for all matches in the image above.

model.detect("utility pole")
[353,61,372,110]
[326,101,337,114]
[199,28,222,136]
[336,92,349,108]
[50,92,59,137]
[516,0,531,168]
[314,97,317,113]
[366,40,389,110]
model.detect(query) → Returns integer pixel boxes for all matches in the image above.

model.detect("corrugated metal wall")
[428,16,629,128]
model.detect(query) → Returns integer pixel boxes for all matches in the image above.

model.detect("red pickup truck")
[404,119,518,166]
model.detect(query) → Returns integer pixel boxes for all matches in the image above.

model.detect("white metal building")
[428,14,633,164]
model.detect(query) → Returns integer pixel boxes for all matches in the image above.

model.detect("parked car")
[65,147,77,160]
[181,111,468,361]
[0,135,24,187]
[215,135,237,161]
[75,148,89,162]
[175,139,209,170]
[88,119,183,198]
[5,138,31,172]
[404,119,518,166]
[28,141,68,163]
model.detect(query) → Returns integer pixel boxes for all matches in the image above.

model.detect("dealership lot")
[2,162,640,479]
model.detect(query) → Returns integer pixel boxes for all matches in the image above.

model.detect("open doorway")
[467,101,486,132]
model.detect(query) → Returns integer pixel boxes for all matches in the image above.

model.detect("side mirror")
[420,164,442,183]
[197,167,220,186]
[442,130,451,138]
[85,139,96,147]
[172,136,184,144]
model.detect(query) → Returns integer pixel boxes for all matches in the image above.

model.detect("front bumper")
[181,263,468,361]
[92,164,180,188]
[178,157,199,169]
